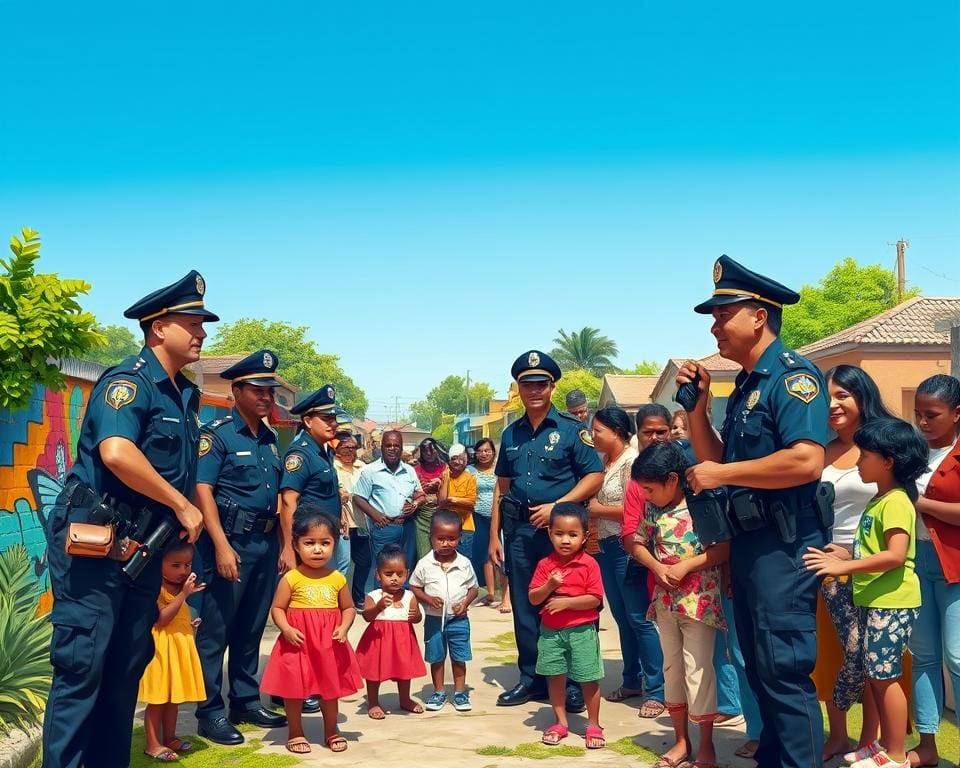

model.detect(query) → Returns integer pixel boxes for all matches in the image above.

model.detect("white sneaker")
[850,749,909,768]
[844,741,881,765]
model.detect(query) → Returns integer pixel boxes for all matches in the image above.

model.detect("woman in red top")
[414,438,447,559]
[908,374,960,768]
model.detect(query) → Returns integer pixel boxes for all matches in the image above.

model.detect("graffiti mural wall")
[0,377,94,600]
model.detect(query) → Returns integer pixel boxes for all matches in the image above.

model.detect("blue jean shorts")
[864,607,919,680]
[424,615,472,664]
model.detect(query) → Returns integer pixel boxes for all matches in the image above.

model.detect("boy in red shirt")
[529,502,605,749]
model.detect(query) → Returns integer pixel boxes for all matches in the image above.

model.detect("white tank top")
[822,463,877,547]
[367,589,415,621]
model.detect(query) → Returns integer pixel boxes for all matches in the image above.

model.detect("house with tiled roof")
[650,353,742,426]
[798,296,960,416]
[597,375,660,416]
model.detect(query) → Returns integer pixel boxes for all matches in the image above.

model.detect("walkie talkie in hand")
[674,370,702,412]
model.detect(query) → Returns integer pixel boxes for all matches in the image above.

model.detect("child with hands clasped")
[630,442,728,768]
[138,541,207,762]
[260,505,362,755]
[804,419,928,768]
[355,544,427,718]
[529,502,606,750]
[410,510,479,712]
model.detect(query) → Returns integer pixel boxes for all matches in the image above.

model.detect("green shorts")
[535,623,603,682]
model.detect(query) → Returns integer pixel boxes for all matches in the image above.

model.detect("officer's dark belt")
[245,516,276,534]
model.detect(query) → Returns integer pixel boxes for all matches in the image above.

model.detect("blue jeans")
[617,554,665,701]
[909,539,960,734]
[457,530,474,559]
[471,515,493,585]
[714,593,763,740]
[333,533,351,576]
[367,518,417,579]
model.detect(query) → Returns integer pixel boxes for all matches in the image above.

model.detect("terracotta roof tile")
[601,375,659,406]
[798,297,960,356]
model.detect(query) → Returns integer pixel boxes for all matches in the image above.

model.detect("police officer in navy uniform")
[194,350,288,744]
[678,255,828,768]
[489,351,604,710]
[42,271,215,768]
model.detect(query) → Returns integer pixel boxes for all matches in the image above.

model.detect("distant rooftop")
[600,374,659,407]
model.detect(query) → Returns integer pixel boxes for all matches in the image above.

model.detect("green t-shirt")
[852,488,921,608]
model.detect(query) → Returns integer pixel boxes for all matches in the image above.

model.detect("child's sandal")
[326,734,348,753]
[584,726,605,749]
[143,749,179,762]
[541,724,569,745]
[286,737,312,754]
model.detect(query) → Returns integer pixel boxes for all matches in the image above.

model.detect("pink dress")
[355,590,426,682]
[259,569,362,700]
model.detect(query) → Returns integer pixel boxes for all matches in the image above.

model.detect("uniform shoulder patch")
[105,379,138,410]
[285,453,304,472]
[784,373,819,404]
[198,434,213,457]
[578,429,594,447]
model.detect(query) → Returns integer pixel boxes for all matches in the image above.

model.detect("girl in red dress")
[355,544,427,718]
[260,505,361,755]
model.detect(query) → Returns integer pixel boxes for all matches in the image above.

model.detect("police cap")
[694,255,800,315]
[291,384,344,417]
[124,270,220,323]
[220,349,283,387]
[511,350,562,383]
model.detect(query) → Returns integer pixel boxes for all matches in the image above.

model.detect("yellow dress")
[138,587,207,704]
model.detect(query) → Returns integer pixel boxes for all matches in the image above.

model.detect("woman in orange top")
[439,443,477,558]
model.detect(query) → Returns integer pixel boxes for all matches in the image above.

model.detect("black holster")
[499,495,524,536]
[685,488,733,547]
[728,487,768,532]
[814,481,836,532]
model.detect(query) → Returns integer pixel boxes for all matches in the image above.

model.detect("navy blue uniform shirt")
[720,337,828,501]
[495,406,603,506]
[280,430,341,516]
[196,407,281,515]
[68,346,200,510]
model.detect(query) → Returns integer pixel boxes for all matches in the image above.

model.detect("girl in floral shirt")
[631,442,729,768]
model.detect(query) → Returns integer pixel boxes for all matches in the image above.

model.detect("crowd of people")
[38,260,960,768]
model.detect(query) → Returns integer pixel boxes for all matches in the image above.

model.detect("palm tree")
[550,327,620,376]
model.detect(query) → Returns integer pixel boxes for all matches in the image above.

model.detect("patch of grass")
[607,736,660,760]
[828,703,959,760]
[477,741,586,759]
[480,631,518,651]
[486,654,519,664]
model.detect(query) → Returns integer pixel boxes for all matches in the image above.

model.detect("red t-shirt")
[530,550,604,630]
[621,479,647,545]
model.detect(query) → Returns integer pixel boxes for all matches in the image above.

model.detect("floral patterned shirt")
[634,501,725,630]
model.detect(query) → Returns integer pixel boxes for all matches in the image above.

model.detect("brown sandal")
[286,737,311,754]
[326,734,348,753]
[638,698,666,718]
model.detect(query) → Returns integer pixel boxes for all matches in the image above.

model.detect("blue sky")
[2,2,958,421]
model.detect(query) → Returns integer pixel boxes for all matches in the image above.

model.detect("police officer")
[194,350,288,744]
[277,385,346,570]
[42,271,214,768]
[678,255,828,768]
[489,351,604,710]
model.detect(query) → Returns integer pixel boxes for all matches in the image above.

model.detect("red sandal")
[541,724,569,745]
[584,726,605,749]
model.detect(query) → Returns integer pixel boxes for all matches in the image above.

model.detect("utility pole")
[394,396,400,424]
[465,370,471,415]
[896,239,909,302]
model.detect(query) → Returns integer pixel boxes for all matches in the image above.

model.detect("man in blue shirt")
[42,271,215,768]
[353,429,424,571]
[194,350,287,744]
[489,350,604,709]
[679,255,829,768]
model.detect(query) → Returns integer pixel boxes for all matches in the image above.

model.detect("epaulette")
[95,353,145,384]
[557,410,582,424]
[202,414,234,431]
[779,349,806,369]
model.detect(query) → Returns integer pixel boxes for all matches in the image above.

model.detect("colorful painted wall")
[0,377,93,600]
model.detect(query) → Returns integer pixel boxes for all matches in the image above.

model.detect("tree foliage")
[0,228,104,411]
[782,257,922,349]
[409,375,497,430]
[550,327,619,375]
[551,369,603,411]
[205,318,368,417]
[85,323,140,366]
[431,422,454,445]
[622,360,662,375]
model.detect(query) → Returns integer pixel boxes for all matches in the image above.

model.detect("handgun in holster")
[814,481,836,532]
[768,498,797,544]
[683,485,733,547]
[216,495,242,535]
[499,495,523,536]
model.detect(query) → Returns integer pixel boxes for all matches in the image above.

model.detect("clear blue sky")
[2,2,958,421]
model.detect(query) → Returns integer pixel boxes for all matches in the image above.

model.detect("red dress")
[355,590,426,682]
[260,569,362,700]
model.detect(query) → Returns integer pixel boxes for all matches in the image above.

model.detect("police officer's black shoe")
[229,706,287,728]
[564,686,586,713]
[198,716,244,745]
[271,695,321,713]
[496,683,549,706]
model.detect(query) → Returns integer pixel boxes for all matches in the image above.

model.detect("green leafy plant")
[0,545,52,733]
[0,227,103,410]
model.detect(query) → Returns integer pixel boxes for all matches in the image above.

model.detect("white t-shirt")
[916,438,959,541]
[409,552,478,617]
[366,589,416,621]
[822,463,877,548]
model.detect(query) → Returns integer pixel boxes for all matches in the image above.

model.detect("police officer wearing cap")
[42,271,214,768]
[194,350,288,744]
[489,351,604,709]
[678,255,828,768]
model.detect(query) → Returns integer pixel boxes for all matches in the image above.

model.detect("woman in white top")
[817,365,897,762]
[589,406,664,705]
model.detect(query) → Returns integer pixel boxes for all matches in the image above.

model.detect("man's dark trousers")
[504,521,554,689]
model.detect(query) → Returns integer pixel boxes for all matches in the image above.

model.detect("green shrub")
[0,545,52,733]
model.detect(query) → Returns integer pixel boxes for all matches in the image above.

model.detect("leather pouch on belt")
[65,522,115,558]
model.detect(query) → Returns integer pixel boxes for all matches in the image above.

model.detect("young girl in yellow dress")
[261,505,362,755]
[138,541,207,762]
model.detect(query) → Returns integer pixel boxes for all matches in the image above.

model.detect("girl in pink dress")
[355,544,426,718]
[260,506,361,755]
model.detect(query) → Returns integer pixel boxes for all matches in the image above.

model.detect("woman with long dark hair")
[414,438,447,559]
